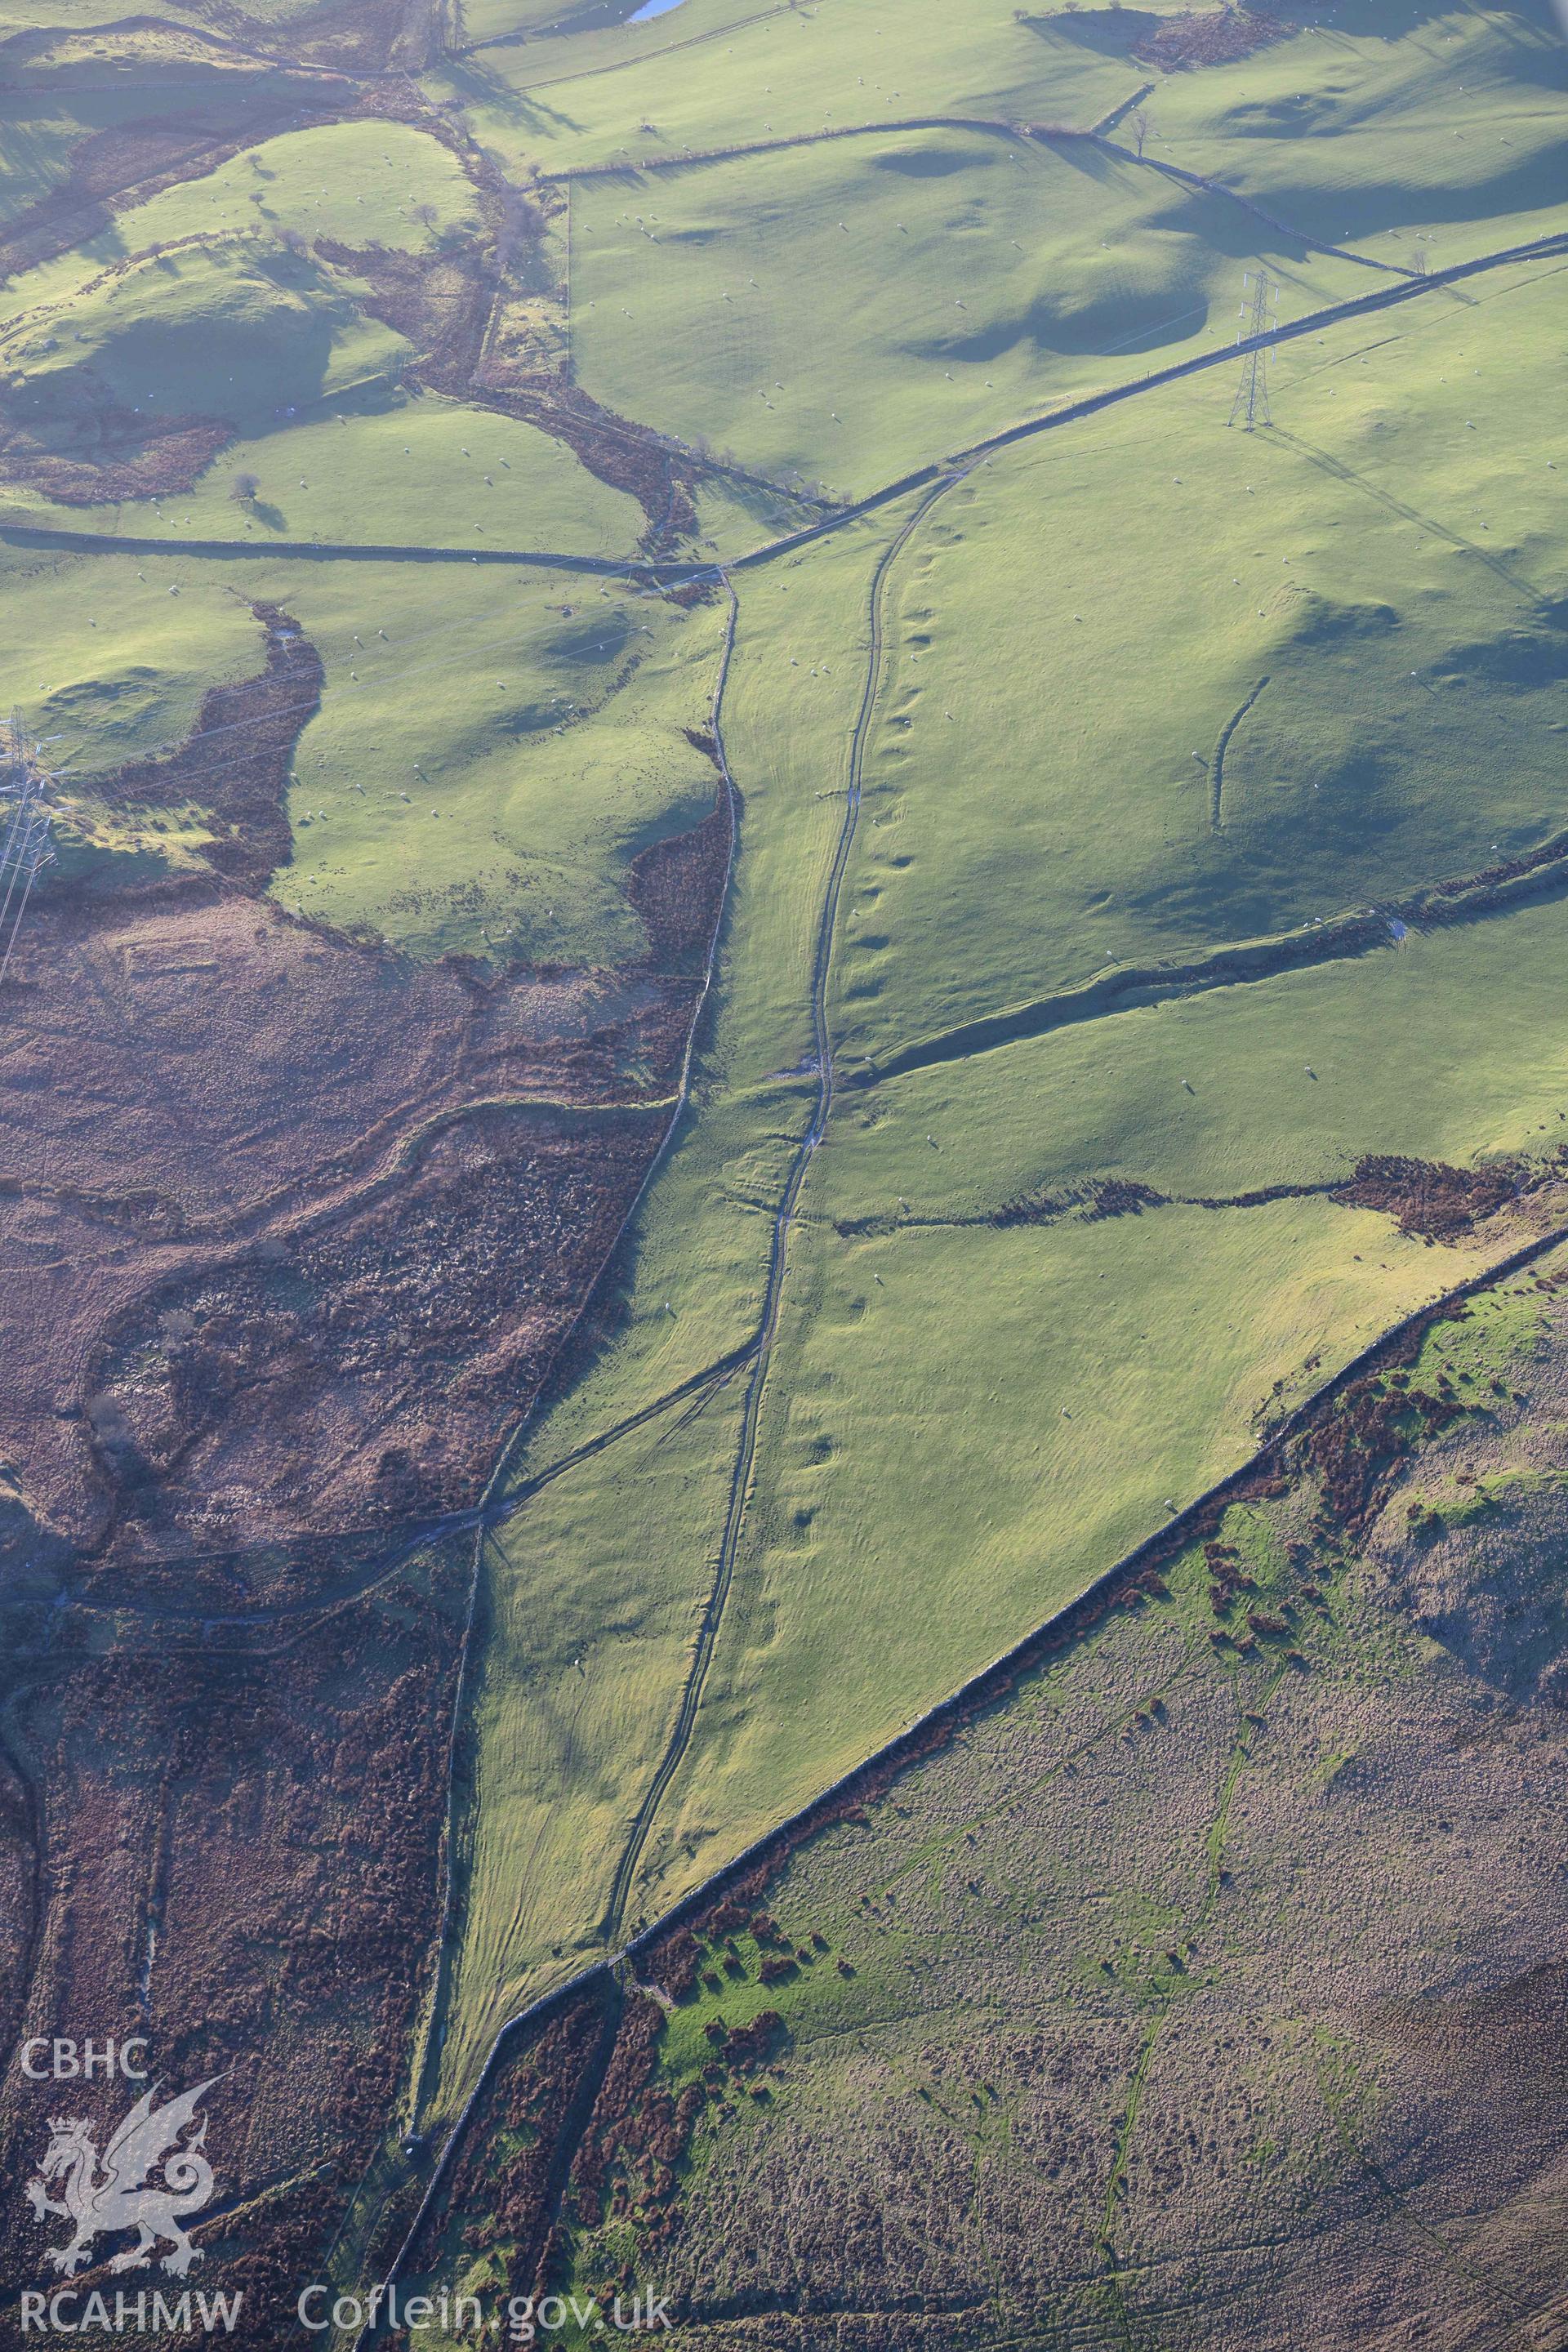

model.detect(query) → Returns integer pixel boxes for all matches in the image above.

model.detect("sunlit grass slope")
[252,556,729,964]
[569,126,1370,498]
[826,259,1568,1066]
[428,513,902,2097]
[437,1386,750,2096]
[437,0,1148,180]
[4,540,725,965]
[835,895,1568,1227]
[0,119,481,336]
[0,390,646,559]
[0,537,264,765]
[634,1197,1470,1899]
[1103,0,1568,267]
[429,443,1568,2096]
[2,241,411,432]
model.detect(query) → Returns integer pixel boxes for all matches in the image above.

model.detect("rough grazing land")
[394,1254,1568,2351]
[0,603,719,1564]
[0,1534,470,2340]
[1,0,1566,2336]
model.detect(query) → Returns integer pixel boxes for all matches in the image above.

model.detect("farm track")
[348,477,963,2341]
[7,223,1564,590]
[357,1200,1568,2343]
[597,467,964,1951]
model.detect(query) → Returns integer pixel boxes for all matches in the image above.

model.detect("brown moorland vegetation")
[390,1272,1568,2350]
[1131,5,1294,71]
[0,608,727,1567]
[0,1533,470,2336]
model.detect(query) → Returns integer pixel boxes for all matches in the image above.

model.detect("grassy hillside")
[5,537,724,964]
[568,125,1371,500]
[3,241,412,429]
[7,0,1567,2216]
[0,390,648,559]
[826,259,1568,1065]
[1104,0,1568,265]
[262,559,728,962]
[428,444,1568,2101]
[0,119,482,336]
[437,0,1149,179]
[0,537,267,764]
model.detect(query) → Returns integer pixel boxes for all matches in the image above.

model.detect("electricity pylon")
[1227,267,1276,431]
[0,710,56,992]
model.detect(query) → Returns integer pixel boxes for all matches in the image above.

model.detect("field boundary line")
[598,469,964,1949]
[537,114,1029,182]
[7,222,1564,588]
[856,823,1568,1087]
[1089,131,1417,277]
[363,1209,1568,2332]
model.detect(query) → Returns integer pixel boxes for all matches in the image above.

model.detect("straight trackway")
[597,466,964,1947]
[357,469,962,2338]
[3,225,1563,590]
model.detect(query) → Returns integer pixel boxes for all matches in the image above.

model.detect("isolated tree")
[229,471,260,504]
[1130,107,1151,155]
[411,200,439,232]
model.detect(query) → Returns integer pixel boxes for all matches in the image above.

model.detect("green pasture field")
[2,239,412,430]
[626,1192,1463,1915]
[7,539,724,965]
[0,537,264,768]
[823,258,1568,1066]
[0,119,481,332]
[566,125,1371,501]
[435,0,1147,181]
[257,558,728,963]
[1,389,648,559]
[435,1387,752,2097]
[1104,0,1568,267]
[257,555,723,963]
[425,452,1568,2107]
[829,893,1568,1226]
[0,65,359,241]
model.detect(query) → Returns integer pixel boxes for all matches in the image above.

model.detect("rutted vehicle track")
[599,468,964,1948]
[358,1200,1568,2344]
[345,470,963,2347]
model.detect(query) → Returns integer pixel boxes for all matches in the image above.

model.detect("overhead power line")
[0,709,56,993]
[1228,266,1277,432]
